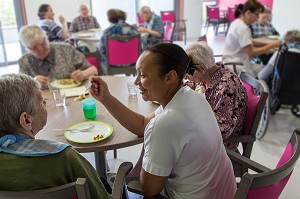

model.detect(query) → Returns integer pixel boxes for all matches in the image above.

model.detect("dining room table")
[36,76,158,180]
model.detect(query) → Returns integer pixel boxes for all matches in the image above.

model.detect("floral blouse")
[185,63,248,150]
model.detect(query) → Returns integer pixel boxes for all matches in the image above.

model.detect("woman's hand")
[34,75,49,89]
[89,76,111,102]
[71,70,85,82]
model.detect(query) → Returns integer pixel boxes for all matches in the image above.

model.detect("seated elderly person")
[258,29,300,83]
[100,9,138,66]
[185,42,248,150]
[37,4,69,42]
[18,25,98,89]
[89,43,236,198]
[138,6,164,47]
[0,73,112,199]
[69,4,100,33]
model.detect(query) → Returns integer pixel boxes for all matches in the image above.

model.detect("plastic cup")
[82,98,96,119]
[127,82,138,96]
[53,89,66,107]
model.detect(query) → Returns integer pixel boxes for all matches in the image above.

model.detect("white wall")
[184,0,203,42]
[24,0,90,25]
[272,0,300,35]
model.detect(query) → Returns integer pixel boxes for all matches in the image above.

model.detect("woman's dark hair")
[145,43,189,82]
[234,0,264,18]
[107,9,126,23]
[38,4,50,19]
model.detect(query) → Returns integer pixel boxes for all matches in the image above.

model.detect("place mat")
[60,85,88,98]
[64,121,113,144]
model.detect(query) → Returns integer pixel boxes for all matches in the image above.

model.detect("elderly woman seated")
[185,42,248,150]
[18,25,98,89]
[0,74,112,198]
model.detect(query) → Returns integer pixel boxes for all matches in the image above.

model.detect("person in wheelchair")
[258,29,300,84]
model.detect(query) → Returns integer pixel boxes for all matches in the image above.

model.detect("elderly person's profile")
[0,73,112,198]
[18,25,98,89]
[88,43,236,198]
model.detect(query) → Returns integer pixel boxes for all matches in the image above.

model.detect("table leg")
[94,151,107,180]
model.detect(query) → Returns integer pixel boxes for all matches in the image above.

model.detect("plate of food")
[50,79,82,89]
[267,35,279,40]
[64,121,113,144]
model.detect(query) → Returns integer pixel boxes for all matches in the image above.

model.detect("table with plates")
[37,76,158,179]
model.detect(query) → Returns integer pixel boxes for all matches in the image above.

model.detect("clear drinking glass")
[52,89,66,107]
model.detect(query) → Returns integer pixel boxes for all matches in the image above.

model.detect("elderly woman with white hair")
[18,25,98,89]
[185,42,248,150]
[69,4,100,33]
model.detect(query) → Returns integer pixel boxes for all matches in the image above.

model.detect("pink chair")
[160,10,187,45]
[103,34,141,76]
[206,5,228,35]
[83,51,101,75]
[163,22,174,43]
[225,72,269,177]
[228,128,300,199]
[137,13,144,27]
[226,7,236,34]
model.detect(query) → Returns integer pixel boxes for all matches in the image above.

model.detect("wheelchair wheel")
[291,105,300,117]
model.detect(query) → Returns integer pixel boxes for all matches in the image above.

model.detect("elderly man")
[185,42,248,150]
[138,6,164,47]
[69,4,100,33]
[38,4,69,42]
[18,25,98,89]
[0,73,112,198]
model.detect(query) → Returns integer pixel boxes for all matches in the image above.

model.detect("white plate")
[50,79,82,89]
[64,121,113,144]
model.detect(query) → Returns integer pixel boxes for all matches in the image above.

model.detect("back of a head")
[19,25,47,48]
[38,4,50,19]
[145,43,189,81]
[107,8,126,23]
[284,29,300,44]
[234,0,264,18]
[0,74,39,134]
[185,42,215,69]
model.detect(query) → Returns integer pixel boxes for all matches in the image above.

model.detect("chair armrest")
[225,135,256,143]
[111,162,133,199]
[226,149,271,173]
[127,180,166,199]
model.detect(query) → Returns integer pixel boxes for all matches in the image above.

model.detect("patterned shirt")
[185,63,248,150]
[100,20,139,63]
[142,13,164,46]
[39,19,65,42]
[250,21,279,38]
[69,15,100,33]
[19,43,91,79]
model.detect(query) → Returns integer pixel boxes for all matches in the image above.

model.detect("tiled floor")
[1,27,299,198]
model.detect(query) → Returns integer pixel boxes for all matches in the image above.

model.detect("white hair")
[185,42,215,69]
[140,6,151,14]
[19,25,47,47]
[79,3,89,11]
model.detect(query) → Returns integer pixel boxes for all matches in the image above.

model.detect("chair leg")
[113,149,117,159]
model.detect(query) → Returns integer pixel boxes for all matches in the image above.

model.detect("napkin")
[60,86,89,98]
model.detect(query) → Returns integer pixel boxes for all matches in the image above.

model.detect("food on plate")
[93,134,104,140]
[58,79,76,85]
[74,94,86,101]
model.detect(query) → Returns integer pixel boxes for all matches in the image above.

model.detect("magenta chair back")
[164,22,174,43]
[207,5,221,21]
[233,128,300,199]
[137,13,144,27]
[83,51,101,75]
[105,34,141,75]
[160,11,175,24]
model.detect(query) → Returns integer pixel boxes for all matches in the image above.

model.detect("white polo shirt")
[142,86,236,199]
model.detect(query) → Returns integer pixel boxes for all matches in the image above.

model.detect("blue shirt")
[142,13,164,46]
[39,19,65,42]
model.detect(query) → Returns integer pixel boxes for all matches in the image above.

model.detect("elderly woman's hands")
[34,75,49,89]
[71,70,85,83]
[89,76,111,102]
